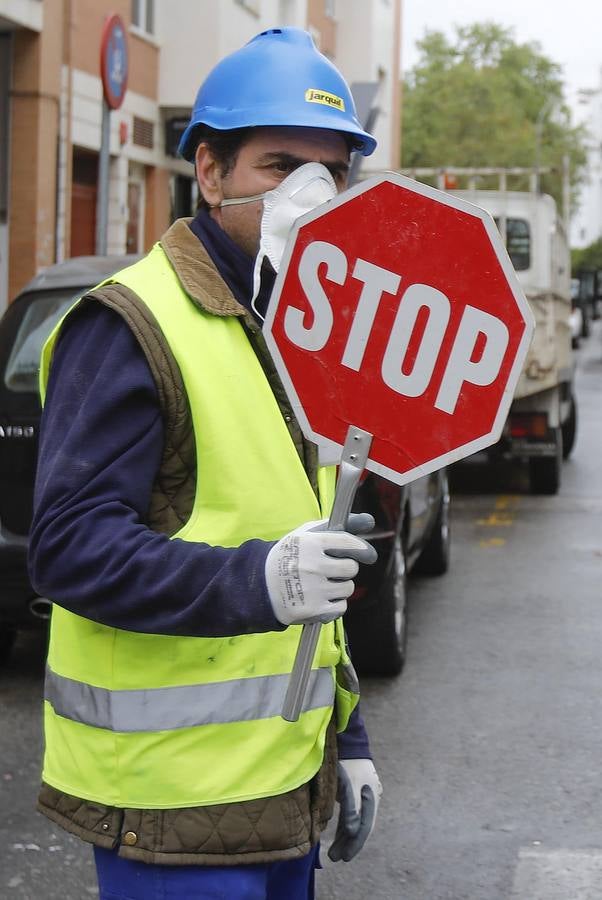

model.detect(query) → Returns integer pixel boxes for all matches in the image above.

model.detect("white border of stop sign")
[264,173,535,486]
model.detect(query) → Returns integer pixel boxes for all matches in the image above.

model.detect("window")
[494,217,531,271]
[131,0,154,35]
[4,291,83,393]
[170,174,198,221]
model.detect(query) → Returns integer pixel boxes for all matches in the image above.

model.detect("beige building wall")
[335,0,402,172]
[8,0,63,299]
[69,0,158,100]
[4,0,402,301]
[307,0,336,58]
[6,0,169,299]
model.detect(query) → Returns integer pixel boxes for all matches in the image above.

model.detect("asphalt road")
[2,324,602,899]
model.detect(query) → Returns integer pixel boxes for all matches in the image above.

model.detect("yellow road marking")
[476,495,519,544]
[494,495,520,511]
[476,513,514,526]
[477,495,519,527]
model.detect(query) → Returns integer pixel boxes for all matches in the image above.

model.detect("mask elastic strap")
[250,251,266,322]
[219,192,266,208]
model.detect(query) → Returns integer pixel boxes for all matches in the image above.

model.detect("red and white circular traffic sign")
[263,173,534,485]
[100,14,128,110]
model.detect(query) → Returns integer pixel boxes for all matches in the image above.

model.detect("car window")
[4,289,85,393]
[493,217,531,271]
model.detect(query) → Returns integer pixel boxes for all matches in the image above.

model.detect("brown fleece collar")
[160,218,248,318]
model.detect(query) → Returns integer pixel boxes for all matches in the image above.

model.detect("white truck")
[398,168,576,494]
[453,188,575,493]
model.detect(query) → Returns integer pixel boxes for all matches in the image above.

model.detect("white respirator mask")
[219,162,338,319]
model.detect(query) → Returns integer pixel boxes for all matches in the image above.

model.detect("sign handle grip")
[281,427,373,722]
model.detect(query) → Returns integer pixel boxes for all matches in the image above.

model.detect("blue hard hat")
[178,27,377,160]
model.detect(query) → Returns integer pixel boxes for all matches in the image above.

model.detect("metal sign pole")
[281,426,372,722]
[95,99,111,256]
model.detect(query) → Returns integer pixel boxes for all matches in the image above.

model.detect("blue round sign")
[100,14,129,110]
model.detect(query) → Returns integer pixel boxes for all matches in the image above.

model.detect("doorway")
[126,163,145,255]
[71,149,98,257]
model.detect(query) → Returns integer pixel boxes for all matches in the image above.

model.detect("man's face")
[196,127,350,258]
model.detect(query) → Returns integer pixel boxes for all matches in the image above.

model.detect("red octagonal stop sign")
[263,174,534,485]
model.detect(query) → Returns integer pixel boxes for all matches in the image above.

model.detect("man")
[29,27,382,900]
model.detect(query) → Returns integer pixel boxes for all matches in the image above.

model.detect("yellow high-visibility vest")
[39,242,358,809]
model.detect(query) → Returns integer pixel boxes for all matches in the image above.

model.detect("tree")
[572,238,602,274]
[401,23,587,209]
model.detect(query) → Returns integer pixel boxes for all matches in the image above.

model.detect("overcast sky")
[402,0,602,119]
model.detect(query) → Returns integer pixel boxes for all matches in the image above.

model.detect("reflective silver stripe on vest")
[45,666,335,733]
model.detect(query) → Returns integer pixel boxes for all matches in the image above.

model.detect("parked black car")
[577,269,602,323]
[347,466,450,676]
[570,276,592,342]
[0,256,140,664]
[0,256,451,674]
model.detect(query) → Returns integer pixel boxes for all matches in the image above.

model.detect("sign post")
[282,426,372,722]
[263,173,535,721]
[96,14,128,255]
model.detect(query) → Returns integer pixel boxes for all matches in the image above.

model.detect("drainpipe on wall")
[0,33,12,310]
[55,0,73,263]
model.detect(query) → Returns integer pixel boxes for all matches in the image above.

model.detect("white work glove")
[328,759,383,863]
[265,513,377,626]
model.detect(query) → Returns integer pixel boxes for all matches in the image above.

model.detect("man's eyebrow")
[256,151,350,176]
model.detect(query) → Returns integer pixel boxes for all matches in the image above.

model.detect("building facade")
[0,0,402,309]
[570,70,602,250]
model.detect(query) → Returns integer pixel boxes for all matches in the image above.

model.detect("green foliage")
[572,239,602,274]
[401,22,587,207]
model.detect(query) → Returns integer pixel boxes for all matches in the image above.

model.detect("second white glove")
[328,758,383,863]
[265,515,377,626]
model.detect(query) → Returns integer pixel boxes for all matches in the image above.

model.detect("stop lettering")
[264,174,534,485]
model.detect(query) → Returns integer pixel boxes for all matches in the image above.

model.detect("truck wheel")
[561,395,577,460]
[0,627,17,667]
[529,428,562,495]
[413,476,451,576]
[345,534,408,677]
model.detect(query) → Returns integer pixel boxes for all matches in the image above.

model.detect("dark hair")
[192,125,252,210]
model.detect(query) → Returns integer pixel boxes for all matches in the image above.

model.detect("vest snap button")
[101,822,110,831]
[285,415,291,422]
[123,831,138,846]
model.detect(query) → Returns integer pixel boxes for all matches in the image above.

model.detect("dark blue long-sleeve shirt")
[28,209,370,759]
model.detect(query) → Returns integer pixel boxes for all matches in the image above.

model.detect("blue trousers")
[93,844,319,900]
